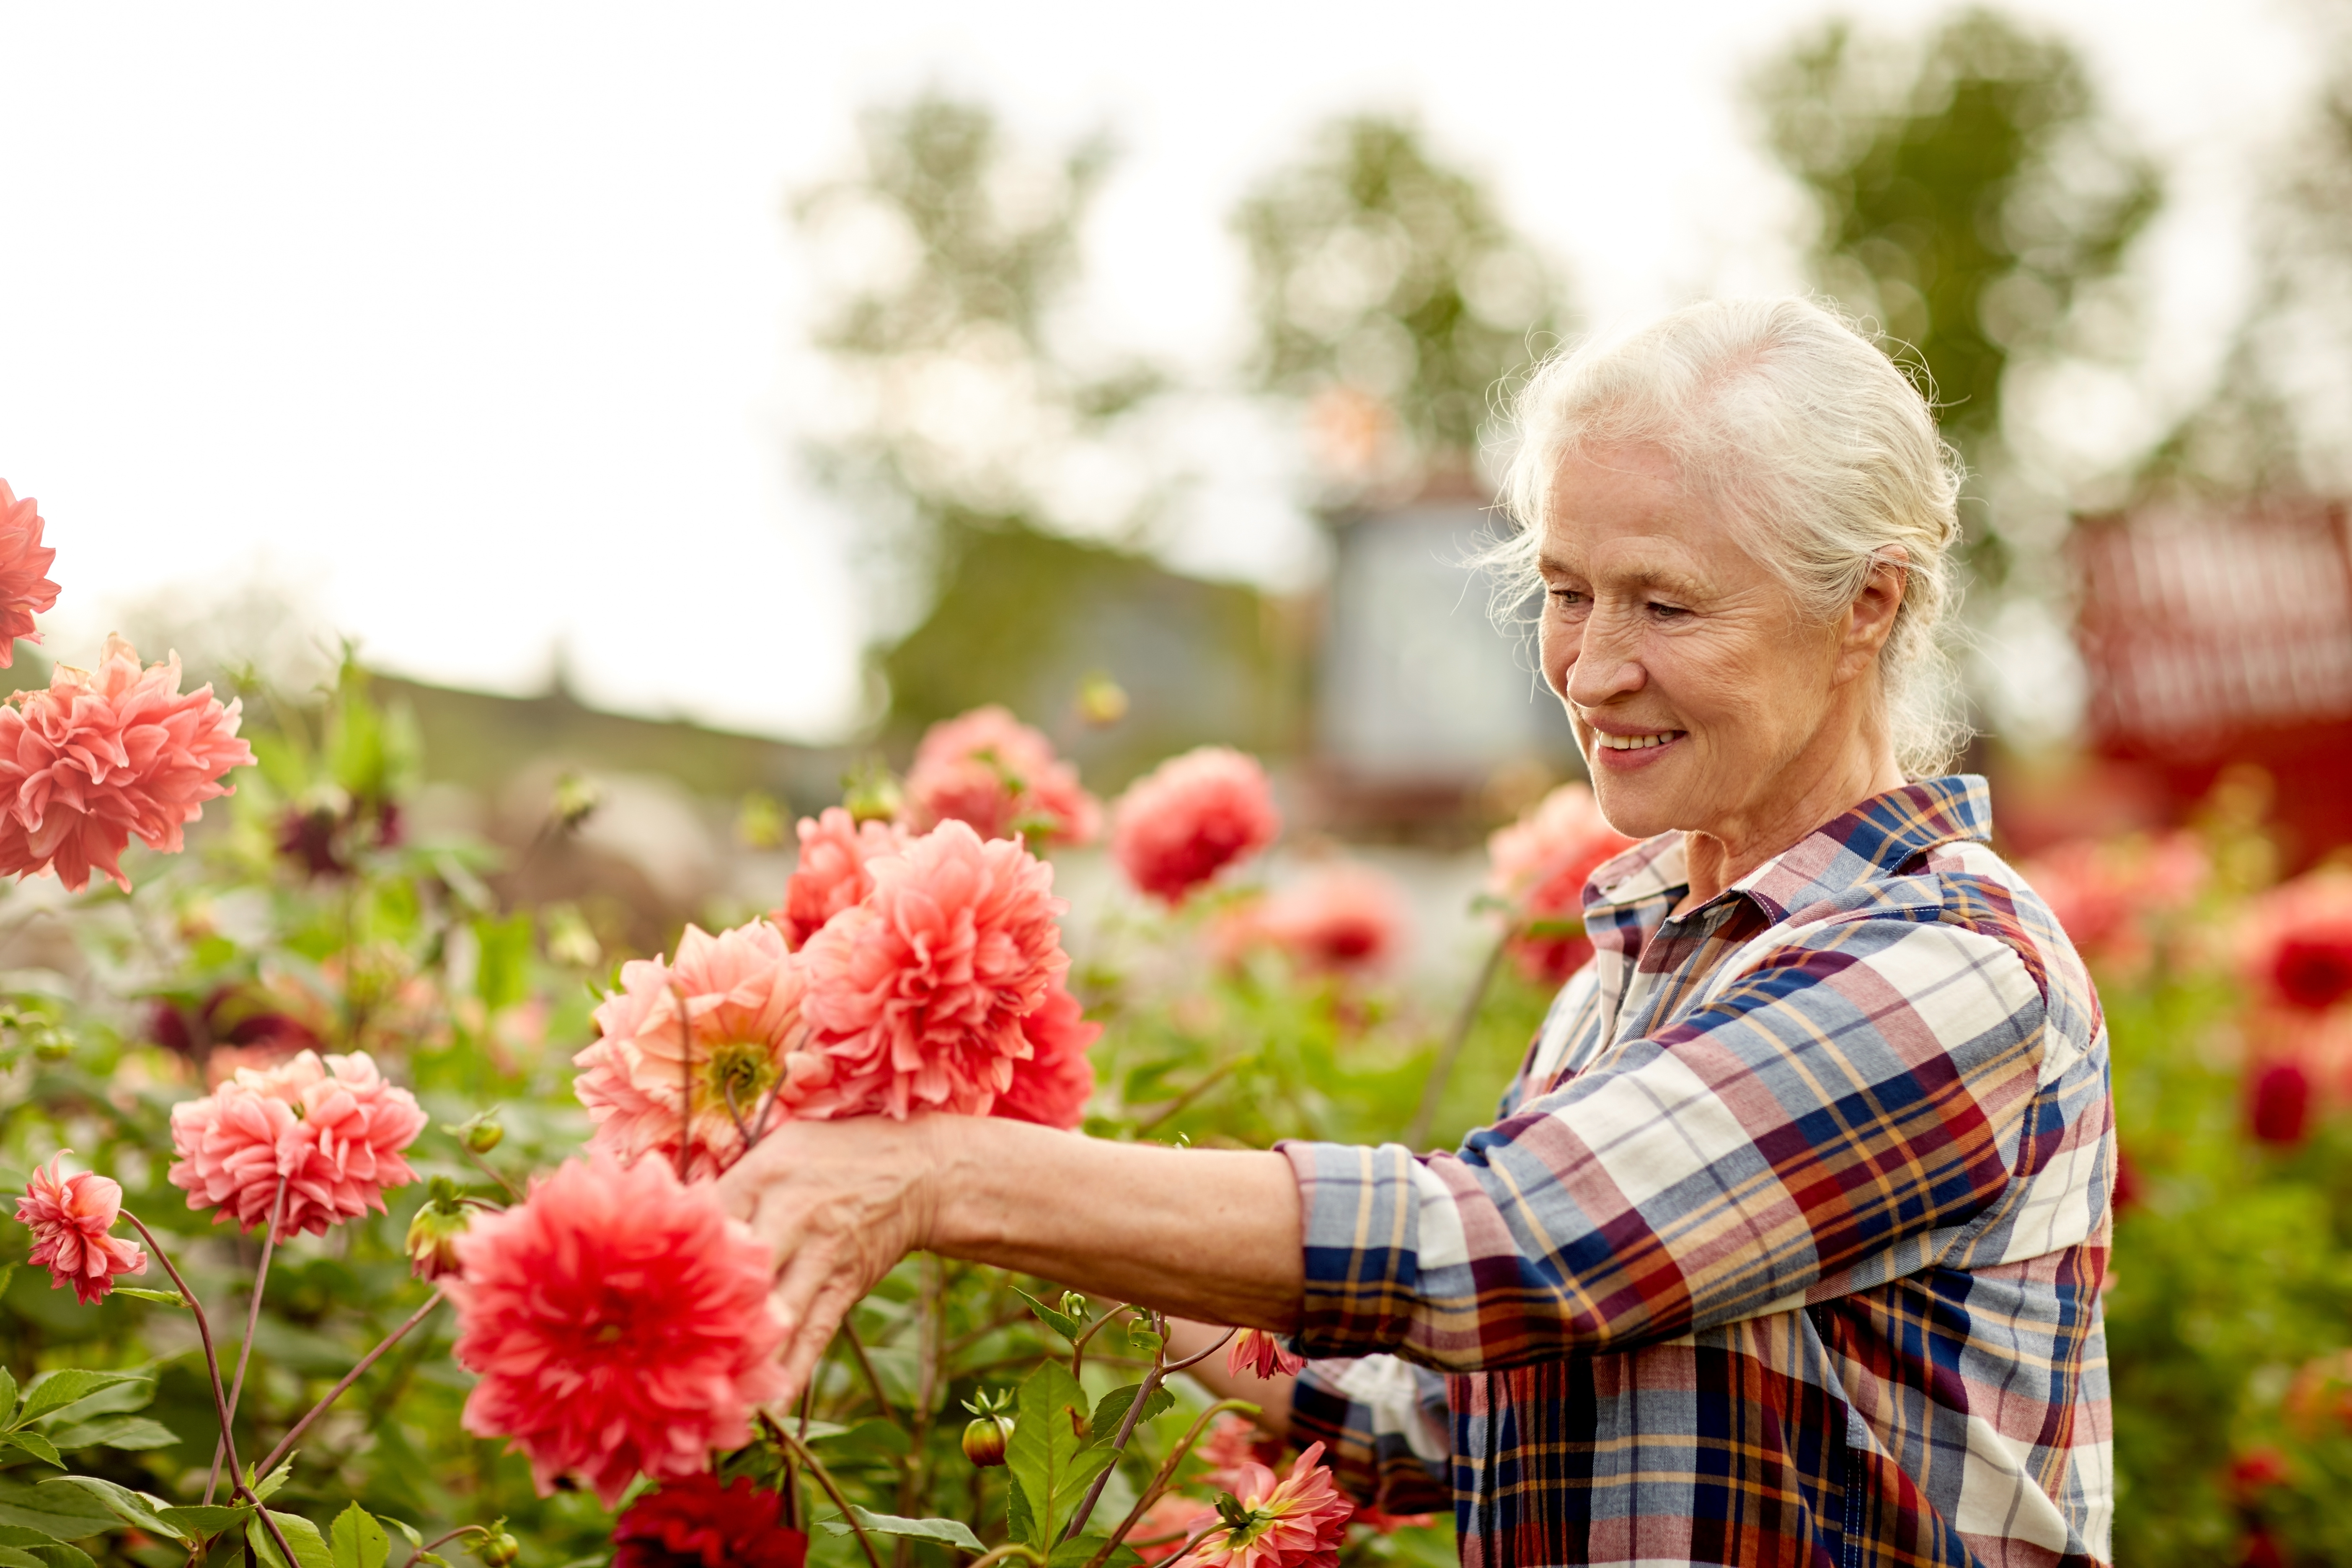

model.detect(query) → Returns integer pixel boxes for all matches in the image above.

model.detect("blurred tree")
[1755,9,2160,577]
[1233,114,1564,496]
[797,93,1299,778]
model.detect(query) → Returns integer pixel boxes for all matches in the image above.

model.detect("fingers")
[777,1276,866,1407]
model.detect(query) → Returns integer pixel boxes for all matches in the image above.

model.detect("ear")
[1832,549,1907,685]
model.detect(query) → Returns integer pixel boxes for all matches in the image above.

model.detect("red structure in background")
[2070,501,2352,869]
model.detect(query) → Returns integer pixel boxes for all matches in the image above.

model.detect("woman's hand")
[716,1115,946,1403]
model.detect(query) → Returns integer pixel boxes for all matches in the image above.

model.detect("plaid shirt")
[1282,777,2114,1567]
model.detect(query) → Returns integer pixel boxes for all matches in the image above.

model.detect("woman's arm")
[715,1113,1304,1402]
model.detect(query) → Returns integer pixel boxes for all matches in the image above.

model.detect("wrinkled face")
[1536,443,1852,844]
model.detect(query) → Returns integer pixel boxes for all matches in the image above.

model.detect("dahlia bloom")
[13,1152,146,1305]
[903,705,1101,846]
[2240,871,2352,1014]
[0,481,60,666]
[1226,864,1408,975]
[445,1152,788,1508]
[773,807,907,950]
[1112,747,1281,904]
[1176,1442,1352,1568]
[167,1049,427,1237]
[1130,1494,1223,1566]
[613,1474,809,1568]
[574,918,828,1179]
[797,821,1073,1118]
[1194,1415,1280,1493]
[2019,832,2208,975]
[1227,1327,1305,1381]
[993,981,1099,1130]
[0,635,254,892]
[1485,783,1636,983]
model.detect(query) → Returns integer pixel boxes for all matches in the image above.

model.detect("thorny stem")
[255,1294,444,1477]
[1404,929,1510,1150]
[119,1213,303,1568]
[1062,1324,1233,1545]
[208,1177,289,1503]
[772,1423,885,1568]
[1083,1398,1261,1568]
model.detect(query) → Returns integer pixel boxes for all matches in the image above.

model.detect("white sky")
[0,0,2321,740]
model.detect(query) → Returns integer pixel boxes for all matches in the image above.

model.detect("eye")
[1547,587,1587,607]
[1646,599,1689,620]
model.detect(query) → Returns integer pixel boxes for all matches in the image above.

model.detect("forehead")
[1535,443,1760,590]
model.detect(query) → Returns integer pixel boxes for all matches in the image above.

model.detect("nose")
[1555,603,1646,711]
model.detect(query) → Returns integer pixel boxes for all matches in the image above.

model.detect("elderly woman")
[720,297,2112,1568]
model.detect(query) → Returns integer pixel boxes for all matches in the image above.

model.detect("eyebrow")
[1536,553,1710,601]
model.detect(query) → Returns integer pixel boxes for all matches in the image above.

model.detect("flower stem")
[398,1525,486,1568]
[1066,1299,1128,1383]
[1061,1323,1234,1546]
[1404,929,1510,1150]
[771,1422,885,1568]
[119,1212,303,1568]
[207,1178,288,1504]
[1082,1398,1261,1568]
[253,1293,444,1479]
[672,982,695,1181]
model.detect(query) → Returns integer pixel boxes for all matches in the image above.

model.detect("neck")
[1674,732,1909,917]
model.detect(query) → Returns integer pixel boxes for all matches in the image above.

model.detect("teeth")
[1598,731,1677,750]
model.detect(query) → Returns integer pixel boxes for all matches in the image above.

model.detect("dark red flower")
[2274,931,2352,1013]
[2250,1062,2313,1147]
[2240,1528,2286,1568]
[613,1475,808,1568]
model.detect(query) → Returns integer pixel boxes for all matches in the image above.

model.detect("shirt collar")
[1585,775,1993,923]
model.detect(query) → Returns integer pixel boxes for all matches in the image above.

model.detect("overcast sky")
[0,0,2321,740]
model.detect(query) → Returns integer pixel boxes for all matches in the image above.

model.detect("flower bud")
[1076,672,1129,727]
[840,760,904,826]
[961,1414,1011,1467]
[462,1114,504,1155]
[406,1185,472,1281]
[475,1525,521,1568]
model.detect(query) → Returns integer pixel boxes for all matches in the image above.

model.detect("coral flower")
[903,705,1101,846]
[773,807,907,950]
[2241,871,2352,1014]
[797,821,1073,1118]
[613,1473,809,1568]
[1484,783,1636,983]
[0,635,254,892]
[1112,747,1281,904]
[1227,1327,1306,1381]
[13,1151,147,1305]
[445,1152,788,1508]
[0,481,60,666]
[574,918,828,1179]
[2019,831,2208,976]
[1131,1494,1223,1566]
[1176,1442,1353,1568]
[993,982,1100,1130]
[1228,864,1408,975]
[167,1049,427,1238]
[1194,1415,1280,1493]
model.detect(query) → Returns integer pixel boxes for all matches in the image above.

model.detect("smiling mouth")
[1593,729,1684,751]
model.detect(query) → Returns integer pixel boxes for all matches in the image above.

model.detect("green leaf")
[1006,1361,1115,1550]
[1013,1286,1088,1344]
[1088,1384,1175,1448]
[1051,1538,1140,1568]
[249,1455,296,1502]
[0,1533,59,1551]
[0,1435,59,1469]
[416,1554,449,1568]
[26,1479,173,1540]
[0,1548,46,1568]
[30,1377,153,1425]
[380,1519,423,1551]
[155,1504,250,1542]
[248,1510,333,1568]
[329,1504,388,1568]
[104,1289,186,1308]
[1006,1481,1035,1547]
[808,1418,908,1461]
[14,1543,92,1568]
[0,1371,16,1430]
[42,1417,177,1453]
[16,1373,142,1428]
[473,912,534,1012]
[0,1479,119,1538]
[816,1509,983,1552]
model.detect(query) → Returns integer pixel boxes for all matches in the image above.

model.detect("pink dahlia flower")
[1176,1442,1352,1568]
[13,1151,146,1305]
[993,981,1099,1130]
[574,918,828,1179]
[903,705,1101,847]
[0,482,60,667]
[167,1049,426,1237]
[1112,747,1281,904]
[444,1151,788,1508]
[2019,831,2208,976]
[797,820,1072,1118]
[0,635,254,892]
[2240,871,2352,1014]
[1226,1327,1305,1381]
[773,807,907,950]
[1227,864,1408,975]
[1484,783,1636,984]
[1194,1414,1281,1493]
[1131,1494,1223,1565]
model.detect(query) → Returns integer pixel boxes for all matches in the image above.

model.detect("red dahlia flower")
[1112,747,1280,904]
[445,1152,787,1507]
[167,1049,426,1237]
[1223,864,1407,975]
[0,481,60,666]
[2241,871,2352,1013]
[574,918,828,1178]
[772,807,907,950]
[1484,783,1636,983]
[903,705,1100,846]
[0,635,253,892]
[1226,1327,1305,1381]
[797,821,1073,1118]
[13,1151,146,1305]
[1176,1442,1352,1568]
[613,1474,808,1568]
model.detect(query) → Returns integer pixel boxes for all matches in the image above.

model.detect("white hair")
[1486,296,1970,777]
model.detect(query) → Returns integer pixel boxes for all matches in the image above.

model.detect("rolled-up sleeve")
[1280,913,2048,1370]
